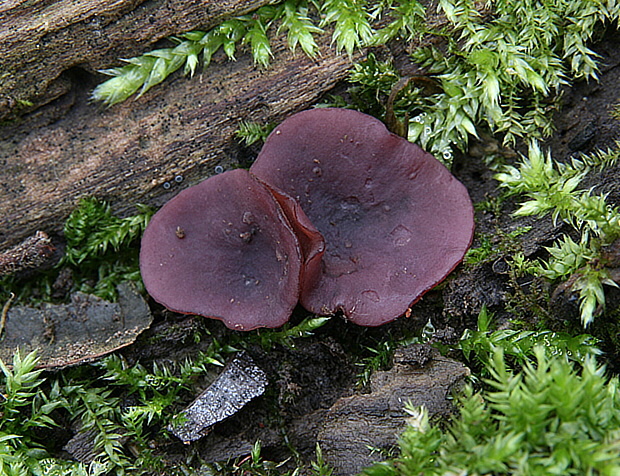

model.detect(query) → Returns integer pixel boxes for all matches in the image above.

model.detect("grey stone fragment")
[0,282,152,368]
[169,351,268,443]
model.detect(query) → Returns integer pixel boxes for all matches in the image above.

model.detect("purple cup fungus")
[140,169,324,330]
[141,108,474,330]
[250,108,474,326]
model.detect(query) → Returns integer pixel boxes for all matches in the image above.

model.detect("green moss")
[0,345,236,475]
[464,226,531,267]
[236,120,276,146]
[496,142,620,326]
[364,344,620,476]
[1,197,153,304]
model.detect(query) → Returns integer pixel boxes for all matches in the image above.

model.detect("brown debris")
[0,230,55,277]
[317,344,470,475]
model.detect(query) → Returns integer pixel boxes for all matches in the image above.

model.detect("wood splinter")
[0,231,55,277]
[0,292,15,338]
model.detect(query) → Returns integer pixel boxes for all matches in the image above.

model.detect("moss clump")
[364,345,620,476]
[496,142,620,326]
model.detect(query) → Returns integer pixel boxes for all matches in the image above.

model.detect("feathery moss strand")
[496,142,620,326]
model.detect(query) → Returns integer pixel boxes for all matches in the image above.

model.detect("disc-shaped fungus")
[250,108,474,326]
[140,169,323,330]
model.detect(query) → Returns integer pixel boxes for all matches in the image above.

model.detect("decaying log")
[0,1,362,249]
[0,0,270,118]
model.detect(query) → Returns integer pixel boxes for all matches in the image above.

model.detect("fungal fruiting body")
[140,108,474,329]
[140,169,322,330]
[250,108,474,326]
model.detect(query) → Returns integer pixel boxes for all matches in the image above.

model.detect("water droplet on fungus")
[390,225,413,246]
[362,290,381,303]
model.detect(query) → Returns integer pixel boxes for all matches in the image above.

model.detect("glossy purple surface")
[140,169,305,330]
[251,108,474,326]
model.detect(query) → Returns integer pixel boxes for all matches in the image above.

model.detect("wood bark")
[0,1,362,249]
[318,345,470,475]
[0,0,269,118]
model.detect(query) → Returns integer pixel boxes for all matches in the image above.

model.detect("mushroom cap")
[250,108,474,326]
[140,169,308,330]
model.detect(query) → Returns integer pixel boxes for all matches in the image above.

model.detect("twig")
[0,231,55,277]
[0,292,15,337]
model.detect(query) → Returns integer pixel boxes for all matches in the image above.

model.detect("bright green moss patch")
[496,142,620,326]
[364,345,620,476]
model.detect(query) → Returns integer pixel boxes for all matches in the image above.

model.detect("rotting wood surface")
[0,0,270,118]
[318,344,470,475]
[0,1,362,249]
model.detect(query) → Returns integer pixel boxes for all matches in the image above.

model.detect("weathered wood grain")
[318,344,470,475]
[0,0,270,118]
[0,27,360,248]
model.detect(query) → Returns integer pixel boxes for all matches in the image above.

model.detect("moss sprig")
[248,315,332,350]
[319,0,375,56]
[496,142,620,326]
[280,0,323,57]
[55,197,154,301]
[62,198,152,267]
[459,307,601,375]
[236,120,277,146]
[371,0,426,45]
[0,351,67,475]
